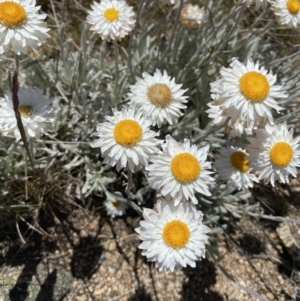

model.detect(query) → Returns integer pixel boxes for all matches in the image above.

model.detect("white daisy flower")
[104,190,128,218]
[146,135,214,206]
[90,107,161,172]
[0,0,50,55]
[239,0,270,9]
[0,87,54,140]
[128,69,188,128]
[272,0,300,28]
[86,0,136,41]
[247,122,300,186]
[208,58,287,136]
[214,146,258,190]
[135,199,209,273]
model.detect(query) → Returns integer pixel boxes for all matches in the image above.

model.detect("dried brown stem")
[11,55,34,169]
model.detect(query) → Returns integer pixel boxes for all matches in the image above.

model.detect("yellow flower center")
[269,141,293,167]
[113,119,142,147]
[0,1,27,27]
[112,199,121,208]
[171,152,201,183]
[147,83,172,107]
[230,151,249,172]
[18,105,33,117]
[239,71,270,102]
[286,0,300,14]
[162,220,190,248]
[103,7,119,22]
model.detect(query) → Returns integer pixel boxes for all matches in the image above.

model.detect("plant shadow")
[180,258,224,301]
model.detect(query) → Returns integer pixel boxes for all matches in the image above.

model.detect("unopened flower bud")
[180,4,207,29]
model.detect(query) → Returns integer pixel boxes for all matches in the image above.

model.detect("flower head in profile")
[239,0,270,9]
[90,107,161,172]
[146,135,214,206]
[104,190,128,218]
[247,122,300,186]
[135,199,209,272]
[0,0,50,55]
[207,58,287,136]
[215,146,258,190]
[0,87,54,140]
[87,0,136,41]
[272,0,300,28]
[207,95,249,137]
[128,69,188,128]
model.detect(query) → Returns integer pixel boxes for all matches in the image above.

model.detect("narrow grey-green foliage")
[1,0,300,235]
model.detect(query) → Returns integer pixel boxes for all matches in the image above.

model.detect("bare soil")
[0,183,299,301]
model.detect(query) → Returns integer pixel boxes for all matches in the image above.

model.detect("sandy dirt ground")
[0,181,299,301]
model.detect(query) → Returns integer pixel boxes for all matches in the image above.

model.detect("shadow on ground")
[127,285,153,301]
[0,211,61,301]
[238,233,265,255]
[0,206,106,301]
[180,259,224,301]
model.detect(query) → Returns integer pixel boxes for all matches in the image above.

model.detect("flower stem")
[125,170,143,215]
[156,0,184,70]
[113,40,119,105]
[11,54,34,169]
[128,0,145,82]
[193,117,231,144]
